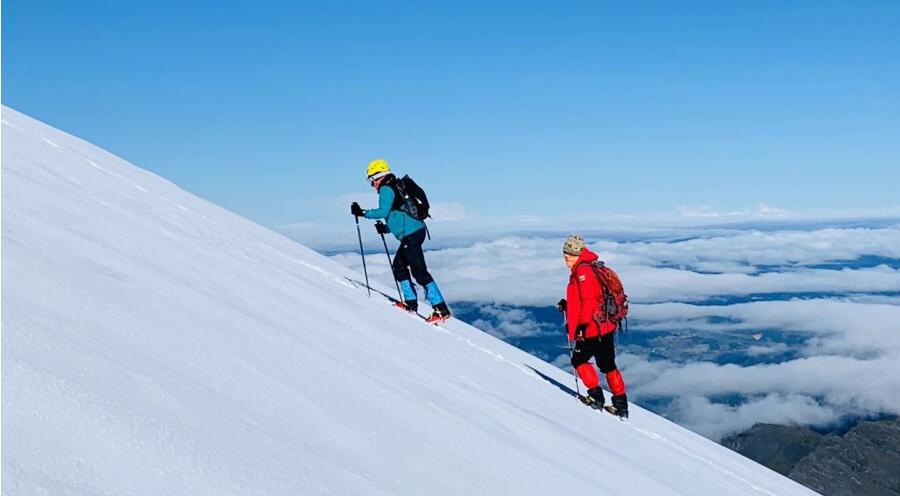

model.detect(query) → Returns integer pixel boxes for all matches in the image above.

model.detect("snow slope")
[1,106,818,495]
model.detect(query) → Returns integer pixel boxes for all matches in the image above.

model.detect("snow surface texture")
[1,106,818,495]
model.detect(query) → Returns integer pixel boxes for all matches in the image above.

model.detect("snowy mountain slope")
[1,106,818,495]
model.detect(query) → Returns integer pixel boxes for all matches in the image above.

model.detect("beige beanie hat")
[563,235,586,256]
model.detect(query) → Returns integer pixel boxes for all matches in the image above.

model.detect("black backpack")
[389,175,431,221]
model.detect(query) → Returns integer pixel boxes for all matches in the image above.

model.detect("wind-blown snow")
[1,106,817,495]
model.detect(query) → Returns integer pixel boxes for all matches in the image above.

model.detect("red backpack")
[589,261,629,329]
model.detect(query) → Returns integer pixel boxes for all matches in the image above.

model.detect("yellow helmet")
[366,159,390,179]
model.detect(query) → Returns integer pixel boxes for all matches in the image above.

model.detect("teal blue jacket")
[364,180,425,241]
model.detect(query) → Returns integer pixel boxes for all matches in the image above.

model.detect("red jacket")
[566,247,616,341]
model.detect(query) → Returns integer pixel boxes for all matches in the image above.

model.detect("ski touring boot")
[580,387,606,410]
[606,394,629,419]
[394,300,418,314]
[425,302,451,325]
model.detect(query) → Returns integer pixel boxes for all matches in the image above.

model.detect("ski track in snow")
[631,427,779,496]
[1,106,818,496]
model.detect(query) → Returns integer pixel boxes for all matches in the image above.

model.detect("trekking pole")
[562,312,581,398]
[355,215,371,297]
[375,221,404,303]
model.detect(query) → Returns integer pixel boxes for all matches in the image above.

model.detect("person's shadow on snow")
[525,365,577,397]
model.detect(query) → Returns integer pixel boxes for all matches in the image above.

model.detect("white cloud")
[355,227,900,307]
[614,297,900,439]
[469,304,559,340]
[619,352,900,439]
[621,265,900,304]
[629,354,899,403]
[676,203,789,219]
[633,299,900,358]
[755,203,789,217]
[333,226,900,306]
[846,294,900,305]
[746,343,791,356]
[664,395,841,441]
[619,226,900,268]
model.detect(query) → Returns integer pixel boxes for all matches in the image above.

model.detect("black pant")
[571,334,617,374]
[392,228,433,286]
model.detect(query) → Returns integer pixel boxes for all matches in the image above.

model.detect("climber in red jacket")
[557,235,629,418]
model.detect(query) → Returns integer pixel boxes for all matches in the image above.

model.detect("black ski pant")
[571,334,617,374]
[392,228,434,286]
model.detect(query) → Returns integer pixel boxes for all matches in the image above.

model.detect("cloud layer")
[334,225,900,306]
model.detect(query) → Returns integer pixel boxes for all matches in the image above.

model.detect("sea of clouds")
[331,223,900,440]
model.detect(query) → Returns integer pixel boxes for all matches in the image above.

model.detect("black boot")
[610,394,629,418]
[586,387,606,409]
[393,300,418,313]
[425,302,451,324]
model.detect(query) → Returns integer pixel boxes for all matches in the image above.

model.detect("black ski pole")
[563,312,581,397]
[355,215,371,297]
[376,221,404,303]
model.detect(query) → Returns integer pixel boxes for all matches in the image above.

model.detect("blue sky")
[4,1,899,242]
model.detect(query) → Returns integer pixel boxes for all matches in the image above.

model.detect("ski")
[344,276,451,326]
[391,301,427,322]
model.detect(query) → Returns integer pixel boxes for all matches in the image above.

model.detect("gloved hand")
[351,202,365,217]
[575,323,588,341]
[557,299,567,313]
[375,221,390,235]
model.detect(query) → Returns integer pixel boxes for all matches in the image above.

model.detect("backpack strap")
[378,175,405,212]
[571,261,601,306]
[589,261,608,295]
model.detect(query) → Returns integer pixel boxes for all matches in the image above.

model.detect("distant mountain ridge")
[723,419,900,496]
